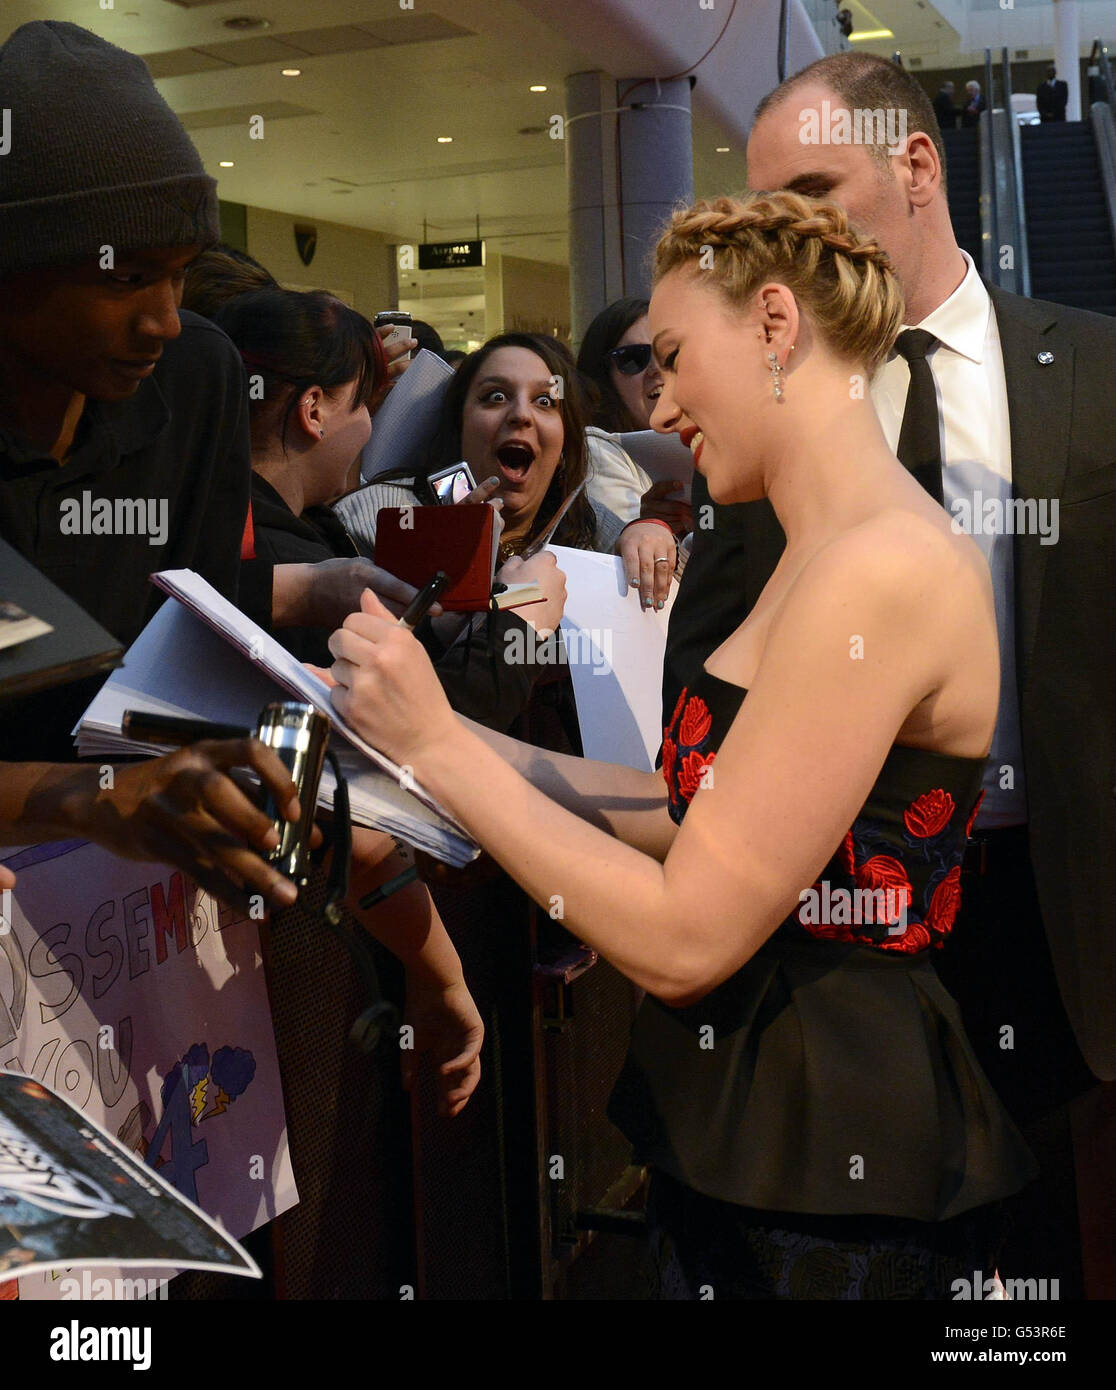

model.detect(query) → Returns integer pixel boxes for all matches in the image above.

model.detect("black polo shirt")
[0,309,250,760]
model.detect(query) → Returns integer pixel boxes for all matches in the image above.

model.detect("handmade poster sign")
[0,840,297,1299]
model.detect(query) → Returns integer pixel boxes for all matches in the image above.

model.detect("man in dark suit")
[933,80,957,132]
[1037,65,1069,122]
[660,51,1115,1296]
[961,79,985,127]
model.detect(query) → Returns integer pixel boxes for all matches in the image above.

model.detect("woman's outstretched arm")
[328,520,957,1004]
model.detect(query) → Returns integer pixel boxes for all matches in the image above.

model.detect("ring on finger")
[653,557,670,565]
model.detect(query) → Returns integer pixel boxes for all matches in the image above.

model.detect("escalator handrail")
[1002,46,1031,298]
[981,48,999,280]
[1089,101,1116,272]
[1101,43,1116,118]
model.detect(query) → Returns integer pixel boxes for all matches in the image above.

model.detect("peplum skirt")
[607,934,1038,1223]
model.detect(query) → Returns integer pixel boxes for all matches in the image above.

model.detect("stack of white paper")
[549,545,676,773]
[75,571,478,867]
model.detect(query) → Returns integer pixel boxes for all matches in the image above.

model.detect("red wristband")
[620,517,674,538]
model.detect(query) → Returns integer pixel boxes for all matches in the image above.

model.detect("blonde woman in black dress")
[321,192,1036,1299]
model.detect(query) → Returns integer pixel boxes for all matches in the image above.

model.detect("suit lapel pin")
[1036,351,1054,365]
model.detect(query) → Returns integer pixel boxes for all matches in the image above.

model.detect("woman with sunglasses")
[579,300,692,610]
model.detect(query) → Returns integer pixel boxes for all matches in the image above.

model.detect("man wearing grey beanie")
[0,20,251,763]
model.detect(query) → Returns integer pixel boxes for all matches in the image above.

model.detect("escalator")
[941,127,982,266]
[1021,121,1116,316]
[939,46,1116,317]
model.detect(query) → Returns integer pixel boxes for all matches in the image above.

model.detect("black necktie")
[893,329,945,505]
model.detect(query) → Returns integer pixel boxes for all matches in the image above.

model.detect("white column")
[1053,0,1081,121]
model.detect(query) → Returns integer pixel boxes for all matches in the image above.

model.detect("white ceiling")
[2,0,748,270]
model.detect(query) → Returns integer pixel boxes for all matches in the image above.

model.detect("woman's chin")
[705,470,762,506]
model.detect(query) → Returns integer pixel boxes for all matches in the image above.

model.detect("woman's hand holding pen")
[327,588,458,769]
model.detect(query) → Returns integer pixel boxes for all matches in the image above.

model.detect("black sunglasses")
[606,343,653,375]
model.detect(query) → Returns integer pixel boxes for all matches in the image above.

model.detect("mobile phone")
[428,460,478,505]
[374,310,414,362]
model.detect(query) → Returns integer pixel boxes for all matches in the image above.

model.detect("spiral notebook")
[74,571,478,866]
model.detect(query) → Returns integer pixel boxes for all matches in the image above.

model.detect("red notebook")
[374,505,540,613]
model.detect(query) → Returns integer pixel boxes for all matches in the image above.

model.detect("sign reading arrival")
[418,240,486,270]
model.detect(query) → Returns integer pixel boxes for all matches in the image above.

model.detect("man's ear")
[905,131,942,208]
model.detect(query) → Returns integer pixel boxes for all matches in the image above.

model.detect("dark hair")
[575,297,650,433]
[406,331,597,551]
[410,319,445,357]
[754,51,948,191]
[181,243,277,320]
[214,287,386,451]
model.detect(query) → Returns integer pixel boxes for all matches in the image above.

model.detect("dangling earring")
[767,352,786,402]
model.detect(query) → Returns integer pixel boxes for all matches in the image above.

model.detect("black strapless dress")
[606,669,1038,1297]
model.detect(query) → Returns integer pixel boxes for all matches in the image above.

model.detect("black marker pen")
[397,570,450,630]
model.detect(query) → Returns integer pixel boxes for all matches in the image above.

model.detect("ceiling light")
[530,85,548,92]
[715,146,730,153]
[437,136,453,143]
[219,161,234,168]
[223,16,272,31]
[281,68,301,77]
[850,29,894,41]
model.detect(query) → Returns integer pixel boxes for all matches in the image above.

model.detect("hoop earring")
[767,352,786,402]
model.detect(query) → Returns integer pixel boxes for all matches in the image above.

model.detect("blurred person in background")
[932,80,957,132]
[961,80,984,128]
[578,298,692,546]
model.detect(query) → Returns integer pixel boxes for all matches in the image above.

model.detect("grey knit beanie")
[0,21,220,276]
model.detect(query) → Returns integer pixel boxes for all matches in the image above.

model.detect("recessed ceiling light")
[530,84,548,92]
[437,136,453,143]
[223,16,272,32]
[219,160,235,168]
[281,68,301,77]
[715,146,730,153]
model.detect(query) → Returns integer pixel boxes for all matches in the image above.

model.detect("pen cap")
[253,701,329,886]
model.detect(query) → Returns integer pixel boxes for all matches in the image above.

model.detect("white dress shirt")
[870,251,1027,827]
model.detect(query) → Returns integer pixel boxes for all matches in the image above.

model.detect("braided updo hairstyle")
[653,191,904,377]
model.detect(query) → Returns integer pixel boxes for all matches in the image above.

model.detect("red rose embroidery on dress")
[904,789,955,838]
[667,687,688,737]
[854,854,913,916]
[885,921,932,955]
[677,749,716,801]
[678,696,712,748]
[662,737,677,794]
[926,866,963,937]
[838,831,855,874]
[964,791,986,839]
